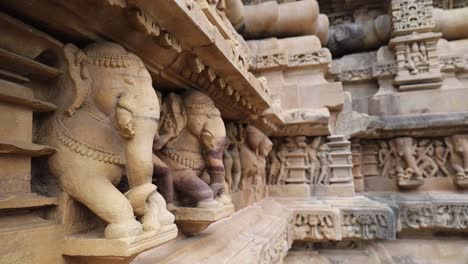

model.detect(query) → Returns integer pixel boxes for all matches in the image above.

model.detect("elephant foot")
[216,193,232,205]
[197,199,220,208]
[104,220,143,239]
[125,183,157,216]
[141,191,175,231]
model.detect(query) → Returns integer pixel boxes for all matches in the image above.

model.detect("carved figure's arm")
[201,129,226,196]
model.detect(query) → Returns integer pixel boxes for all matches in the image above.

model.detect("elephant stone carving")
[153,91,228,208]
[239,125,273,190]
[390,137,424,189]
[43,42,174,239]
[445,134,468,188]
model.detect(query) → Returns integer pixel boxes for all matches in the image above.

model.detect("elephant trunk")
[124,117,158,188]
[462,147,468,172]
[403,149,422,177]
[206,140,227,196]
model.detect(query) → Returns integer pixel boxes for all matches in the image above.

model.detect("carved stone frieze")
[372,63,398,78]
[293,210,341,241]
[391,0,435,35]
[259,217,294,264]
[127,4,181,53]
[267,136,326,186]
[338,68,373,82]
[370,193,468,232]
[287,49,330,67]
[361,134,468,189]
[256,52,288,70]
[341,209,396,240]
[252,49,330,71]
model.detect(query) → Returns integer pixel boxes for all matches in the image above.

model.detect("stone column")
[351,139,364,193]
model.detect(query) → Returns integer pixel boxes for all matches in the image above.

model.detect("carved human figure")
[267,147,280,185]
[223,138,234,191]
[306,137,321,184]
[316,144,331,184]
[225,122,244,191]
[153,91,227,208]
[377,140,394,178]
[276,144,288,185]
[239,125,273,190]
[44,42,173,239]
[434,140,450,177]
[445,134,468,184]
[389,137,423,184]
[405,41,429,75]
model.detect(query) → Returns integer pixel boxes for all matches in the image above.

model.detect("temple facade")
[1,0,468,263]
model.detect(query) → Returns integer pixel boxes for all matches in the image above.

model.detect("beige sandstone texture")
[1,0,468,263]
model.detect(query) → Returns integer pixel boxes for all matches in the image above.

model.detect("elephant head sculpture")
[389,137,423,188]
[153,90,228,208]
[445,134,468,187]
[44,42,174,239]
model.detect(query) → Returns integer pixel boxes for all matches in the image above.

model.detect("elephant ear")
[311,137,321,149]
[159,93,186,138]
[63,44,91,116]
[444,137,454,153]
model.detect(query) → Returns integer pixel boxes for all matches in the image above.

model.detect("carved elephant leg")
[231,148,242,191]
[153,154,174,204]
[172,169,218,208]
[58,171,141,238]
[223,150,234,191]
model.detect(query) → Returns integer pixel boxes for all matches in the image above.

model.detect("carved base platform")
[454,176,468,188]
[62,224,178,257]
[397,178,424,189]
[310,183,355,197]
[172,204,235,235]
[269,184,311,197]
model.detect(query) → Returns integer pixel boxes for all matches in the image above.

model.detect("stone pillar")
[328,135,354,184]
[351,139,364,193]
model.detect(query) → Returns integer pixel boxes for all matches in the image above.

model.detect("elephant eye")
[124,78,135,86]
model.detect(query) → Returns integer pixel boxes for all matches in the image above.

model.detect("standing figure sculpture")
[316,144,331,184]
[306,137,321,183]
[43,42,174,239]
[153,91,227,208]
[225,122,244,191]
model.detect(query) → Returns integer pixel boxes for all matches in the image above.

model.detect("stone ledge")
[131,200,293,264]
[367,192,468,232]
[63,224,178,258]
